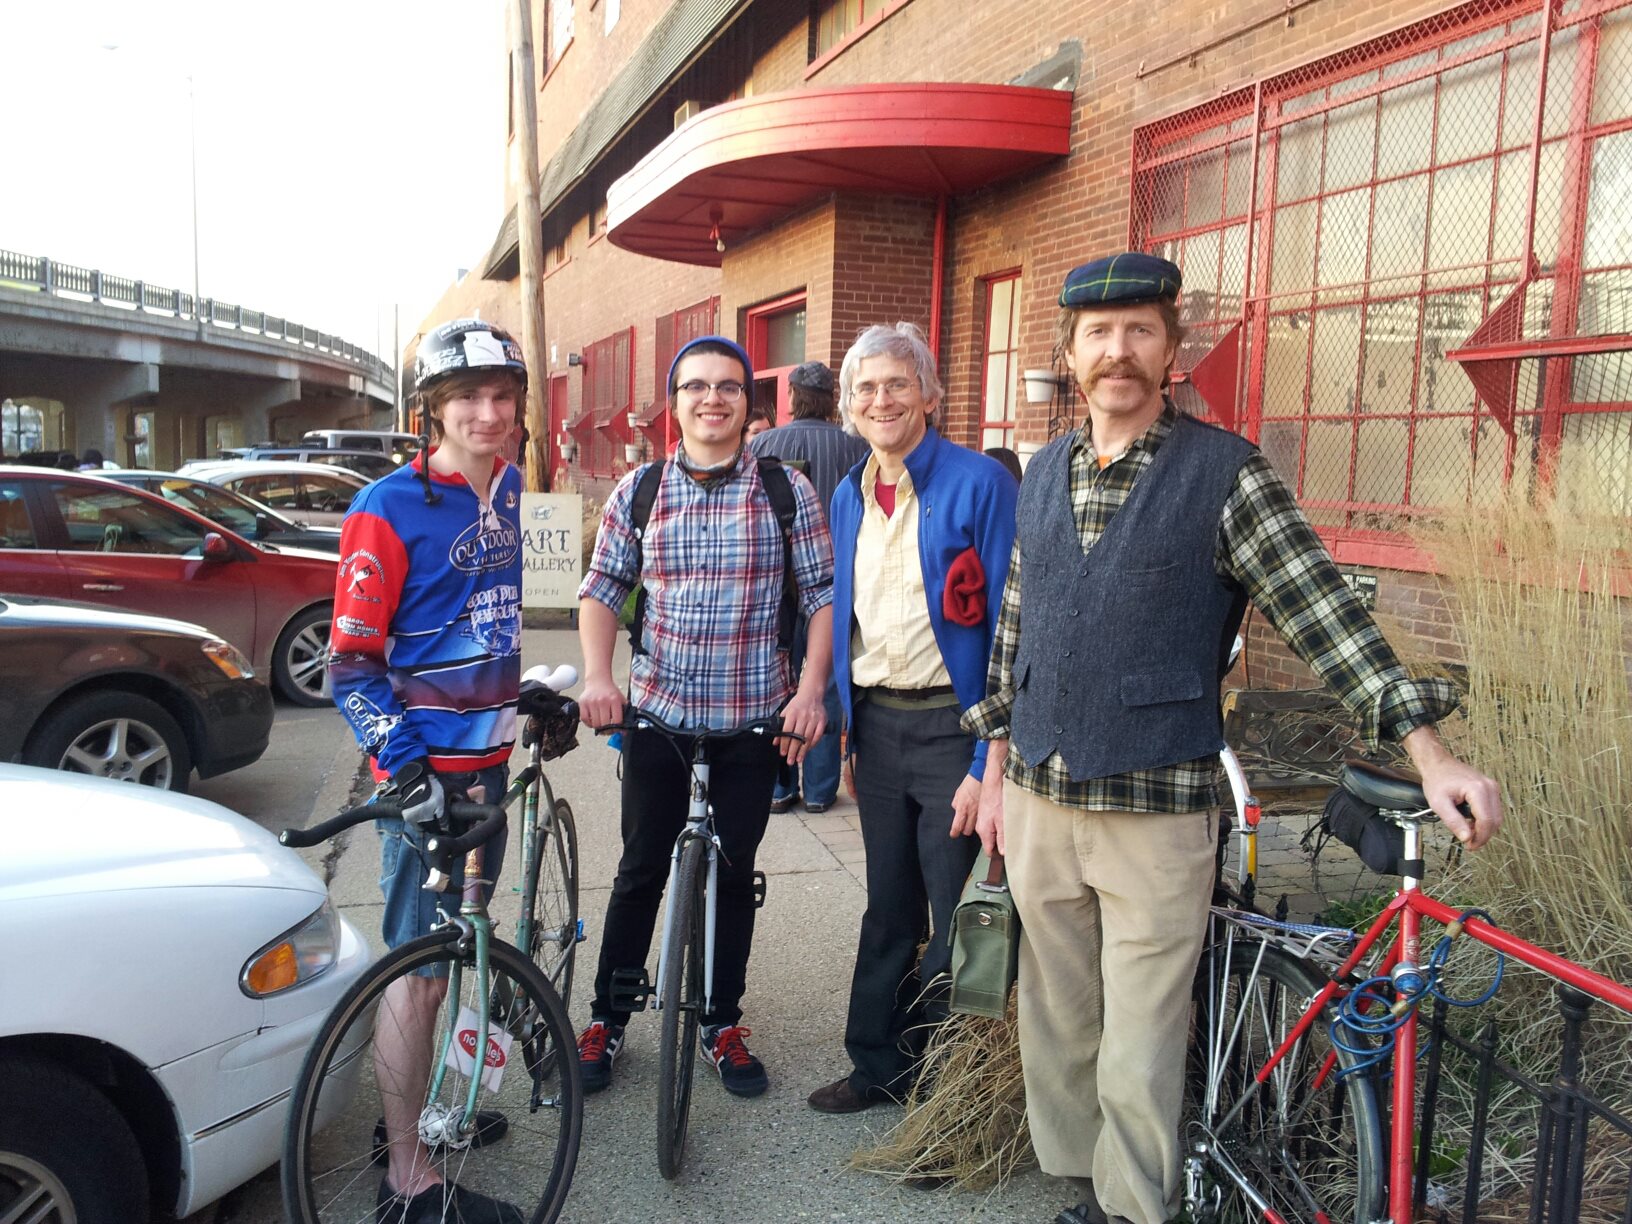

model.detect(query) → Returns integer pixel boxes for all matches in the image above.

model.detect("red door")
[548,375,569,486]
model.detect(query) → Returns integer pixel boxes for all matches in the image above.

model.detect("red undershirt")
[875,480,897,517]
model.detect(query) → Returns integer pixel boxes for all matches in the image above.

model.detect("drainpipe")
[928,195,948,356]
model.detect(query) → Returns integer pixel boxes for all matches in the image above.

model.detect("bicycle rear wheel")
[655,836,707,1180]
[282,931,582,1224]
[1184,938,1384,1224]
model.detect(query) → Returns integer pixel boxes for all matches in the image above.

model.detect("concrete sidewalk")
[268,625,1066,1224]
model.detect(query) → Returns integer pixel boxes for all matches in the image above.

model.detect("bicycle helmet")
[414,318,528,395]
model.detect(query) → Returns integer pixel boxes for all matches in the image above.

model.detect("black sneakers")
[577,1020,624,1094]
[702,1023,769,1097]
[375,1177,522,1224]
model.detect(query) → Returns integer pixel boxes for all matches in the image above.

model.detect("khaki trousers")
[1004,781,1216,1224]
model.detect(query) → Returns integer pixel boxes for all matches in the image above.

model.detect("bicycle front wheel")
[655,836,707,1180]
[527,798,579,1008]
[1184,939,1384,1224]
[282,932,582,1224]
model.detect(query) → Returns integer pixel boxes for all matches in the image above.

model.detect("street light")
[102,44,203,339]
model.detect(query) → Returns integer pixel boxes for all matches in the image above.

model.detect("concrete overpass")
[0,249,397,469]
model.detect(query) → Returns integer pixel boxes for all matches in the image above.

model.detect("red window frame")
[576,327,634,477]
[1130,0,1632,570]
[978,270,1023,452]
[746,291,807,424]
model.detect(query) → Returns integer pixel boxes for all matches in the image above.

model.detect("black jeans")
[590,723,780,1029]
[845,698,980,1099]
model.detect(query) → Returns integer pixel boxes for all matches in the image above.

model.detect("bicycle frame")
[426,846,497,1135]
[652,756,720,1016]
[510,744,568,963]
[1205,757,1632,1224]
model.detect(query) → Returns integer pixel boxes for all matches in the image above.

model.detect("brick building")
[418,0,1631,680]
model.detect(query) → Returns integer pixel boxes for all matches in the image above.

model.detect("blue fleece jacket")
[830,428,1018,780]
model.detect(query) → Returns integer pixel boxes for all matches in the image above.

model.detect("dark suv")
[0,594,274,791]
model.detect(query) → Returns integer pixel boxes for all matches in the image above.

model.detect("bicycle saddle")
[1339,758,1428,812]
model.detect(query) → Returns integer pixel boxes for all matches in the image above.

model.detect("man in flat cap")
[961,253,1502,1224]
[751,360,869,814]
[808,322,1018,1114]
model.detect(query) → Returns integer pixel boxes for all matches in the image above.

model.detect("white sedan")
[182,461,370,528]
[0,766,371,1221]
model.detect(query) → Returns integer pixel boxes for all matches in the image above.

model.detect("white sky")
[1,0,508,367]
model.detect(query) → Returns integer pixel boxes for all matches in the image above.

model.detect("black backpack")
[626,457,801,656]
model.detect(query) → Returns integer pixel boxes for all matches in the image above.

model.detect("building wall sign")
[520,493,584,608]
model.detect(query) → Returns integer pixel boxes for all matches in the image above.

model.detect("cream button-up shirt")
[849,454,953,690]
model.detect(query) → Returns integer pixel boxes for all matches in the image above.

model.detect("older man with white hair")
[807,322,1018,1114]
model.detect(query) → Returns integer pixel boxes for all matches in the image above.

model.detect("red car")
[0,468,337,706]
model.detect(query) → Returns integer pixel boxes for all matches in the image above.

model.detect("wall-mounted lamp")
[1023,367,1071,405]
[626,410,640,430]
[710,222,725,255]
[567,352,584,367]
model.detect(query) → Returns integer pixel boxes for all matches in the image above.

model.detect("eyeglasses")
[850,377,918,404]
[677,379,747,402]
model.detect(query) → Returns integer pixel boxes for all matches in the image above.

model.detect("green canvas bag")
[947,850,1021,1019]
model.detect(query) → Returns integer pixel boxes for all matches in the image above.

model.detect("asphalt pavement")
[189,625,1067,1223]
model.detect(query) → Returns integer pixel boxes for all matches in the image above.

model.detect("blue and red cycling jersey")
[329,452,522,777]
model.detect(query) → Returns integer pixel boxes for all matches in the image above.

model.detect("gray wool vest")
[1010,413,1256,781]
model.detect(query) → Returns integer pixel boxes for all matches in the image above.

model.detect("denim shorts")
[378,764,509,975]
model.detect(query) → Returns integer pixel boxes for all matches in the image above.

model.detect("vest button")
[1064,650,1072,658]
[1080,566,1089,577]
[1070,608,1079,617]
[1054,724,1064,734]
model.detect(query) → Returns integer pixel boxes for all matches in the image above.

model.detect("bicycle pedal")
[752,869,768,909]
[609,966,652,1013]
[575,918,586,944]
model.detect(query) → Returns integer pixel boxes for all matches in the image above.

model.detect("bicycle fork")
[653,761,718,1018]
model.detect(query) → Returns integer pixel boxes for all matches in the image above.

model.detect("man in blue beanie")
[575,335,834,1098]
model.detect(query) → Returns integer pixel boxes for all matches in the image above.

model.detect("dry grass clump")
[850,999,1033,1190]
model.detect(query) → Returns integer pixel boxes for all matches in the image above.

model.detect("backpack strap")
[625,456,801,656]
[756,457,801,655]
[626,461,666,656]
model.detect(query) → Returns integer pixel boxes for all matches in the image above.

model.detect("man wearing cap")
[807,322,1018,1114]
[962,254,1502,1224]
[576,335,833,1099]
[750,360,870,814]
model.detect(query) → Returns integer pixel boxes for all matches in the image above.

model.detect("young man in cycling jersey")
[329,318,526,1224]
[575,334,833,1098]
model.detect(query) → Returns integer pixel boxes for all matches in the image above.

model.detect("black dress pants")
[845,698,981,1099]
[590,723,779,1029]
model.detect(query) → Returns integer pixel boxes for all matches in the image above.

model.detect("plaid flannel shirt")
[578,450,834,731]
[961,405,1458,812]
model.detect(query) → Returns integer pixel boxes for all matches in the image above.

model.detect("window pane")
[1577,267,1632,338]
[1426,161,1493,285]
[981,426,1012,451]
[1009,277,1023,349]
[1224,139,1252,218]
[1377,76,1435,180]
[1269,201,1318,298]
[1582,131,1632,270]
[1260,420,1305,490]
[1221,224,1248,316]
[1360,299,1421,416]
[1151,163,1185,236]
[1260,314,1312,417]
[764,306,806,369]
[985,354,1011,422]
[0,484,35,548]
[1187,147,1226,229]
[52,486,206,555]
[987,279,1013,353]
[1309,305,1362,417]
[1570,347,1632,406]
[1275,116,1323,203]
[1591,9,1632,125]
[238,476,302,509]
[1561,411,1632,515]
[1301,418,1355,506]
[1354,418,1409,505]
[1182,232,1222,320]
[1435,56,1503,163]
[1323,98,1377,192]
[1368,176,1428,294]
[1316,189,1370,302]
[1471,416,1513,507]
[1408,416,1473,507]
[1419,293,1484,414]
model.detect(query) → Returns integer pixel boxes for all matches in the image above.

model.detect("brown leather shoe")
[807,1076,875,1114]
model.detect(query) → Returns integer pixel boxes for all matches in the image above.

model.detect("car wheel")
[274,604,332,707]
[0,1057,151,1223]
[27,691,192,792]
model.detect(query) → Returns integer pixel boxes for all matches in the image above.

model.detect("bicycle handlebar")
[279,799,507,851]
[593,707,801,745]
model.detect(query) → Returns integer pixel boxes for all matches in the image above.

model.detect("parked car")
[103,470,343,555]
[176,461,369,528]
[0,594,273,790]
[181,446,397,481]
[300,428,421,460]
[0,468,338,705]
[0,765,371,1222]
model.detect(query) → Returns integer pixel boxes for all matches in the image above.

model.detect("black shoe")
[1055,1186,1108,1224]
[375,1177,523,1224]
[577,1019,623,1094]
[702,1023,768,1096]
[769,791,799,813]
[370,1111,508,1166]
[804,799,835,813]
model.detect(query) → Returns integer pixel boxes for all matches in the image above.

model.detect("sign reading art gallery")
[520,493,584,608]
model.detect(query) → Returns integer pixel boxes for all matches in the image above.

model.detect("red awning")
[608,83,1074,266]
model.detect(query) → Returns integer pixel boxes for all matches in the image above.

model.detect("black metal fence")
[0,248,394,383]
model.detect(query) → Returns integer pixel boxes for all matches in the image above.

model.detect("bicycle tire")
[655,836,707,1180]
[282,931,582,1224]
[526,798,579,1009]
[1184,939,1384,1224]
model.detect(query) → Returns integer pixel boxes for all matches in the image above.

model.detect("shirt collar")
[861,453,915,509]
[1071,398,1179,467]
[675,442,750,483]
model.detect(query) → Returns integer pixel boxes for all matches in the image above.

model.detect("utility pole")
[511,0,550,491]
[393,303,405,434]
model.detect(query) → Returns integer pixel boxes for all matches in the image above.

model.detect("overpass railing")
[0,248,394,384]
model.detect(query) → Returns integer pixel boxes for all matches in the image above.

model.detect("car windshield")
[153,479,291,535]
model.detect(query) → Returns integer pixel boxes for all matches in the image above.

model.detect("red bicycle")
[1185,755,1632,1224]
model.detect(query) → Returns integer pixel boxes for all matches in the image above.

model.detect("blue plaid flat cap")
[1059,253,1182,307]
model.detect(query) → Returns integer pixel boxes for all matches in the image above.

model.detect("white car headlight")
[202,638,255,681]
[241,899,339,997]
